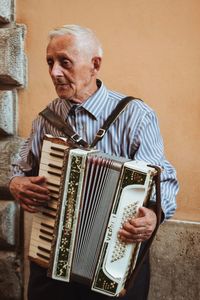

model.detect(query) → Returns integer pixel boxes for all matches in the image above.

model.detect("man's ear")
[91,56,102,74]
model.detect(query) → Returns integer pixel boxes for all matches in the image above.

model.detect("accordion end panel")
[91,161,156,297]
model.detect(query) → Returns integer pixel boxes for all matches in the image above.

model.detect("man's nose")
[50,63,63,77]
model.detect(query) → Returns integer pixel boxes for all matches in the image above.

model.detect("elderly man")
[9,25,178,300]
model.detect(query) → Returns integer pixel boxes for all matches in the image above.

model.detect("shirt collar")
[81,79,109,119]
[61,79,109,119]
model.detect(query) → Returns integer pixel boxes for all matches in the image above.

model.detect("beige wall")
[16,0,200,222]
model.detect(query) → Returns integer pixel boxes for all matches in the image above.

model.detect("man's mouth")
[56,83,69,87]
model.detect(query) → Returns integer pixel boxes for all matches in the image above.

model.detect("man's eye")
[62,59,72,68]
[47,59,53,68]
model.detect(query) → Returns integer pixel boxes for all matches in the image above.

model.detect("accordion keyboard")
[29,138,69,268]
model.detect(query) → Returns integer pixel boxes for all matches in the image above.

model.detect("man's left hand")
[118,207,157,243]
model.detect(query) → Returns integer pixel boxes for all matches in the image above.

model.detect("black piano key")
[36,252,49,261]
[48,163,62,170]
[51,146,65,153]
[39,234,52,243]
[44,205,57,212]
[40,228,53,237]
[50,153,64,159]
[41,222,54,230]
[47,170,61,177]
[42,212,56,219]
[38,245,51,254]
[50,195,59,201]
[47,181,60,188]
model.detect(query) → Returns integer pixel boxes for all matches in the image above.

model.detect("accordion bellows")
[29,135,157,297]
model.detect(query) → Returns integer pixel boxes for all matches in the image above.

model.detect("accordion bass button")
[103,185,145,279]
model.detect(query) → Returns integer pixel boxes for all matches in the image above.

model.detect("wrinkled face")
[46,35,101,103]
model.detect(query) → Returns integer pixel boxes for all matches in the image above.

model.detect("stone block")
[149,220,200,300]
[0,25,27,89]
[0,0,14,24]
[0,252,22,300]
[0,136,24,188]
[0,90,17,135]
[0,201,20,248]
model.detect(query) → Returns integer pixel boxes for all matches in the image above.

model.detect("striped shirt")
[13,80,179,219]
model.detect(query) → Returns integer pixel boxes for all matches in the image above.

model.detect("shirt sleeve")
[10,117,43,178]
[133,110,179,220]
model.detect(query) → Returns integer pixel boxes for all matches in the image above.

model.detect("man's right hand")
[9,176,50,213]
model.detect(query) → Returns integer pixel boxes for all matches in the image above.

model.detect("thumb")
[137,206,147,218]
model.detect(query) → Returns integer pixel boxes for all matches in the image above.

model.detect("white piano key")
[29,247,50,260]
[41,158,63,170]
[39,169,60,185]
[40,163,62,176]
[32,213,55,227]
[31,221,54,235]
[40,152,64,166]
[30,232,52,248]
[42,140,67,153]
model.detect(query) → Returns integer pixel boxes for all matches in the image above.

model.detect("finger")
[119,289,126,297]
[128,207,151,227]
[30,176,47,185]
[119,232,149,243]
[118,228,138,240]
[26,182,50,195]
[121,221,146,234]
[20,189,50,202]
[119,235,143,243]
[20,176,49,193]
[129,217,157,234]
[128,217,147,228]
[20,201,39,213]
[119,227,151,241]
[18,195,48,208]
[17,179,50,200]
[125,223,153,237]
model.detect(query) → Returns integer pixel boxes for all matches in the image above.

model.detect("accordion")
[29,135,158,297]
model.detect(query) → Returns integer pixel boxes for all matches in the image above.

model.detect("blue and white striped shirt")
[14,80,179,219]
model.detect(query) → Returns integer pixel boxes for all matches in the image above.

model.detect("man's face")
[46,35,101,103]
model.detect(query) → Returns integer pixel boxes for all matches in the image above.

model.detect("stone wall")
[0,0,27,299]
[149,220,200,300]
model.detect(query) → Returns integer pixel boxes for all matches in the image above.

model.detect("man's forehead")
[46,35,80,56]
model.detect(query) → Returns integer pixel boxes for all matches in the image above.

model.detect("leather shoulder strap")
[39,96,140,149]
[90,96,140,148]
[39,107,89,148]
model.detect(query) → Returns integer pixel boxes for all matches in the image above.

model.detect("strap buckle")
[96,128,106,138]
[71,133,82,143]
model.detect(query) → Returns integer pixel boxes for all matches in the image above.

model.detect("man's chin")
[59,95,70,100]
[56,90,73,100]
[56,90,83,103]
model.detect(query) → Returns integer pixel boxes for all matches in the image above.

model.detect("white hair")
[48,24,103,58]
